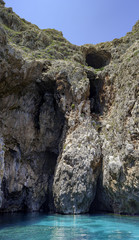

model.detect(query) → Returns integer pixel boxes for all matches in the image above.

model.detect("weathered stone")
[0,137,5,208]
[96,41,139,215]
[53,119,101,214]
[0,3,138,215]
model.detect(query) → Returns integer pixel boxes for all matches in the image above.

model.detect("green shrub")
[71,103,75,109]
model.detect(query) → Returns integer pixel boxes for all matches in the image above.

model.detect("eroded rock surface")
[97,41,139,215]
[0,1,139,214]
[53,119,101,214]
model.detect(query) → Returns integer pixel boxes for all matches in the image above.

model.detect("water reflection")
[0,213,138,240]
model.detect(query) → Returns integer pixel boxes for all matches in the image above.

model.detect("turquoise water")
[0,213,139,240]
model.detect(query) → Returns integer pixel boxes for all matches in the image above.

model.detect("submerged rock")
[0,2,138,214]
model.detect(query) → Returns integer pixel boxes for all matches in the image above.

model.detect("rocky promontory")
[0,0,139,214]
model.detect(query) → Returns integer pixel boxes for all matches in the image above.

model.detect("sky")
[4,0,139,46]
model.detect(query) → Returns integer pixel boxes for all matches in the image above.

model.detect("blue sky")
[4,0,139,46]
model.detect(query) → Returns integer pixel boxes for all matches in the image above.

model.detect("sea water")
[0,213,139,240]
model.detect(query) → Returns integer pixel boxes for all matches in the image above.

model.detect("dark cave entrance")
[89,77,103,114]
[86,51,111,69]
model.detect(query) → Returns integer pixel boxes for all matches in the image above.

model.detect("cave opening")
[86,51,111,69]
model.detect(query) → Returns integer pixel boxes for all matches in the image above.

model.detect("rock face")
[0,1,139,214]
[97,41,139,215]
[53,119,101,214]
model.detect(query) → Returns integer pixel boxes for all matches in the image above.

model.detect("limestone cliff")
[0,0,139,214]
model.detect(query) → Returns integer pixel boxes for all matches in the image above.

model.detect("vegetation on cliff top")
[0,0,138,65]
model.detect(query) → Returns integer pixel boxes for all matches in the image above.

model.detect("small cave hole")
[86,51,111,69]
[42,67,46,72]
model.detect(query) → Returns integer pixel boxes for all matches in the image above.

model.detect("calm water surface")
[0,213,139,240]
